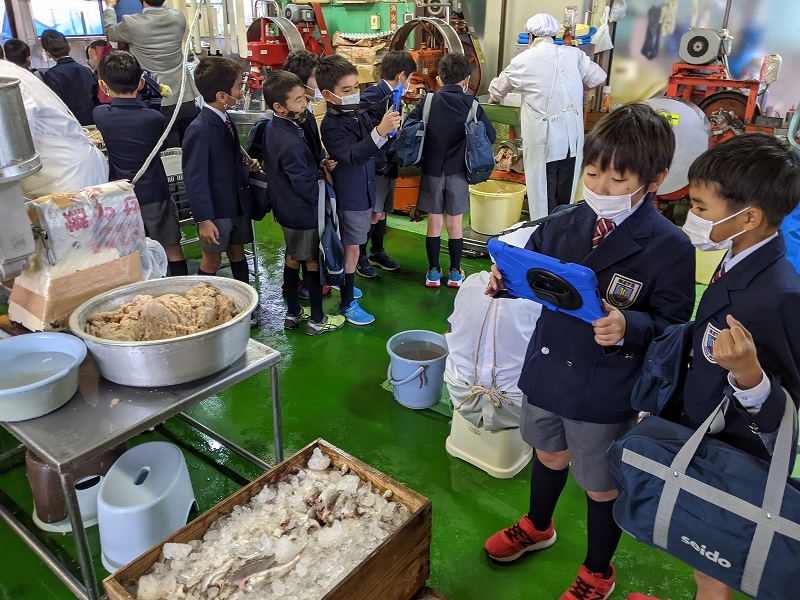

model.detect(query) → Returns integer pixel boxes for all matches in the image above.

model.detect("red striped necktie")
[225,117,236,140]
[711,264,726,283]
[592,218,616,250]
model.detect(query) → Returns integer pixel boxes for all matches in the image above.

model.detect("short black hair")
[41,29,69,59]
[314,55,357,94]
[3,39,30,66]
[380,51,416,81]
[583,103,675,187]
[438,53,471,85]
[0,42,4,60]
[264,70,304,111]
[194,57,243,103]
[86,39,107,60]
[144,0,166,5]
[688,133,800,227]
[282,50,318,85]
[98,51,142,94]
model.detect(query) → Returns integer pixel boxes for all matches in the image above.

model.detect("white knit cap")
[525,13,561,37]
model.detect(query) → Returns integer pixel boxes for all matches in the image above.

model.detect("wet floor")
[0,217,743,599]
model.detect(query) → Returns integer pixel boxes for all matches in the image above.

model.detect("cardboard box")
[337,45,381,66]
[357,63,381,84]
[104,439,432,600]
[8,252,142,331]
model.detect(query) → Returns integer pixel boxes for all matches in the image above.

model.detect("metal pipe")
[496,0,508,77]
[271,364,283,464]
[722,0,732,29]
[0,503,89,600]
[59,472,100,600]
[176,412,274,471]
[0,444,25,464]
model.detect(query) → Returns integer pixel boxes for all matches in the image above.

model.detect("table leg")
[271,363,283,463]
[59,472,101,600]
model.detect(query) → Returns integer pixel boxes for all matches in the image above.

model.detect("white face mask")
[682,207,750,251]
[312,88,324,102]
[583,185,644,220]
[333,91,360,106]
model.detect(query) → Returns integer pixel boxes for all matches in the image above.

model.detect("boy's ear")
[272,101,285,114]
[436,75,443,87]
[321,89,337,103]
[137,78,145,92]
[743,206,766,230]
[646,169,669,194]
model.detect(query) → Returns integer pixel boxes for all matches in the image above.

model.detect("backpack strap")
[422,92,434,124]
[317,181,326,240]
[467,99,479,123]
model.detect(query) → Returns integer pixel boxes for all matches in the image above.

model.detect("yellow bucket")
[695,248,726,284]
[468,180,527,236]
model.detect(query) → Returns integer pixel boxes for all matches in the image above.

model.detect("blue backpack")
[464,100,496,185]
[390,92,433,167]
[317,182,345,287]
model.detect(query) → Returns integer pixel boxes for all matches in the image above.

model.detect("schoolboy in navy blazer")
[40,29,97,126]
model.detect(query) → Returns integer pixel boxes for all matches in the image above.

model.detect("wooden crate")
[104,439,432,600]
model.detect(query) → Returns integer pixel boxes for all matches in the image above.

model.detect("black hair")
[688,133,800,227]
[380,51,416,81]
[0,42,4,60]
[281,50,318,85]
[583,103,675,188]
[98,51,142,95]
[263,70,304,112]
[438,53,471,85]
[86,39,107,60]
[3,39,30,66]
[41,29,69,59]
[314,55,357,94]
[194,57,243,104]
[144,0,166,6]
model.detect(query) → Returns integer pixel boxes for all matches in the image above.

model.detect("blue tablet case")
[487,238,606,324]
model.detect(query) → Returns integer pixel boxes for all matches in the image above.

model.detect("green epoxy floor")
[0,217,745,600]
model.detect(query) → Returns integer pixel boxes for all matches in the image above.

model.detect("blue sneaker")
[425,267,442,288]
[448,268,465,288]
[340,300,375,325]
[331,285,362,299]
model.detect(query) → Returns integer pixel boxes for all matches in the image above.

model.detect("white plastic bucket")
[386,330,448,409]
[469,180,527,235]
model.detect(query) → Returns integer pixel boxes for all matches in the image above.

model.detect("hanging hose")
[131,7,202,185]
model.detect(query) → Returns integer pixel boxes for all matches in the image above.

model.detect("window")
[32,0,103,37]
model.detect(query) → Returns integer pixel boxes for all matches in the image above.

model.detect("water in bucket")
[387,330,448,410]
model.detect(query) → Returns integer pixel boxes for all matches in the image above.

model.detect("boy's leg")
[425,214,444,269]
[139,200,188,276]
[417,174,447,285]
[198,250,222,275]
[584,489,622,579]
[443,174,469,287]
[342,245,360,308]
[694,571,735,600]
[283,255,303,316]
[338,209,374,324]
[368,175,400,271]
[445,212,464,271]
[304,261,324,323]
[226,244,248,283]
[528,450,570,530]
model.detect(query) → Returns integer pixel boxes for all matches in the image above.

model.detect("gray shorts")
[374,175,396,214]
[337,208,372,246]
[140,200,182,248]
[417,172,470,216]
[282,227,320,262]
[200,216,253,253]
[520,402,636,493]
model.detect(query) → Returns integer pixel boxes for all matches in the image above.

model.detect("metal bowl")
[68,277,258,387]
[0,333,87,421]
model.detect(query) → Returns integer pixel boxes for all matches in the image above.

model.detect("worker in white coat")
[0,61,107,197]
[489,13,607,219]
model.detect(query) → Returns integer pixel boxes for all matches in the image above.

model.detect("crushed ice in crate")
[135,450,411,599]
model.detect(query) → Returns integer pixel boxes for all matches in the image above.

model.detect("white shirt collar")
[721,232,779,273]
[142,6,164,12]
[206,105,228,123]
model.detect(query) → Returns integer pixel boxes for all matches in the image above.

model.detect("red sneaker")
[627,595,662,600]
[560,565,616,600]
[484,515,556,563]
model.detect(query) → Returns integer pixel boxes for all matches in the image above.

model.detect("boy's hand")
[485,264,506,296]
[377,110,402,137]
[324,158,338,172]
[248,158,261,172]
[713,315,763,389]
[593,300,627,346]
[199,220,220,246]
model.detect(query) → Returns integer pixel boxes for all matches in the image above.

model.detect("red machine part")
[246,6,333,73]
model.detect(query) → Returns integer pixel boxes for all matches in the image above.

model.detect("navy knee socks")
[527,456,569,531]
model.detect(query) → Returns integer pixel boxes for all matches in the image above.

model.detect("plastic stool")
[97,442,195,572]
[446,409,533,479]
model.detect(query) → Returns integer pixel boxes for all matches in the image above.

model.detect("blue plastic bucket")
[386,330,448,409]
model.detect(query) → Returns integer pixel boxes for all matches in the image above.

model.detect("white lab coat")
[489,38,606,219]
[0,61,108,197]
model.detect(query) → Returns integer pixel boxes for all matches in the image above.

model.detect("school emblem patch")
[703,323,722,364]
[606,274,643,309]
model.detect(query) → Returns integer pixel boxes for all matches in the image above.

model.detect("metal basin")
[68,277,258,387]
[0,333,87,422]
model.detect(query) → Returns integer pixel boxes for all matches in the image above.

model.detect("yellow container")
[695,248,727,284]
[468,180,527,236]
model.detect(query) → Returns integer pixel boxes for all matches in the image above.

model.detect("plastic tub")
[0,333,87,421]
[469,181,527,236]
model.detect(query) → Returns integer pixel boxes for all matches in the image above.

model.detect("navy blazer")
[406,84,496,177]
[93,98,170,206]
[182,107,251,222]
[262,116,324,231]
[320,109,383,211]
[361,80,398,179]
[683,234,800,459]
[42,57,97,126]
[518,201,696,424]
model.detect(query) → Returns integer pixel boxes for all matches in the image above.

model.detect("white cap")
[525,14,561,37]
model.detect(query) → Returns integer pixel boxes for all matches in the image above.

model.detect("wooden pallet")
[105,439,432,600]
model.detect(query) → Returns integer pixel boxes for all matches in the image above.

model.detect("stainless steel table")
[0,339,281,600]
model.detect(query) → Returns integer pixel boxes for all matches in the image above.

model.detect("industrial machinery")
[0,77,41,282]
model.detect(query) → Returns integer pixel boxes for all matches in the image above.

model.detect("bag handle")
[317,180,326,240]
[422,92,434,124]
[467,99,479,123]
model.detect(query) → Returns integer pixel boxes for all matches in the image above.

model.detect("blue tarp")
[782,204,800,275]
